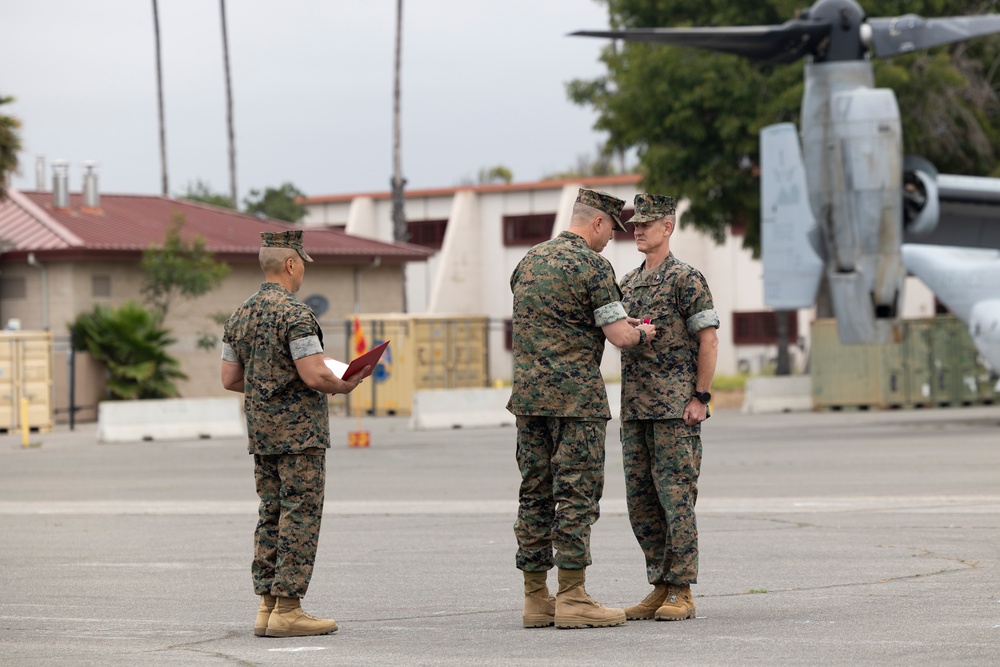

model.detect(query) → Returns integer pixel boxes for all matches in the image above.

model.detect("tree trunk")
[152,0,168,196]
[220,0,237,208]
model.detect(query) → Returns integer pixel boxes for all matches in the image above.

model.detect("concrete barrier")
[410,384,626,430]
[741,376,814,414]
[410,388,516,430]
[97,397,246,443]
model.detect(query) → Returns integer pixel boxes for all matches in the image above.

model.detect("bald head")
[259,246,299,277]
[570,202,604,227]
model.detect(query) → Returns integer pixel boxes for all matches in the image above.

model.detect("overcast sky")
[3,0,620,203]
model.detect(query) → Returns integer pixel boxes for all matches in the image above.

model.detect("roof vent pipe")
[35,156,46,191]
[52,159,69,208]
[82,161,99,209]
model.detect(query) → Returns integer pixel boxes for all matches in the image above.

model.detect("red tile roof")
[302,173,644,205]
[0,189,433,264]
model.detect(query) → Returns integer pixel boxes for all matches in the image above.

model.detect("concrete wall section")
[428,190,481,314]
[346,197,377,238]
[410,387,515,430]
[740,376,814,414]
[97,397,246,443]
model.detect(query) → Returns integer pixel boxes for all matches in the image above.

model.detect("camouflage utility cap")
[577,188,627,232]
[631,193,677,224]
[261,230,313,262]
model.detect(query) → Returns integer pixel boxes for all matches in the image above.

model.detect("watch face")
[696,391,711,404]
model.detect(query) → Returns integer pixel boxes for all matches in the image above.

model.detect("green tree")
[243,182,307,222]
[477,164,514,184]
[70,302,187,400]
[141,213,230,323]
[0,96,21,201]
[180,179,235,209]
[569,0,1000,256]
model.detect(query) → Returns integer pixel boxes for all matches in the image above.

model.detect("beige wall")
[1,257,408,413]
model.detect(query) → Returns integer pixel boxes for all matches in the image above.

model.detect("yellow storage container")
[810,319,906,409]
[811,316,997,410]
[344,315,489,416]
[0,332,54,432]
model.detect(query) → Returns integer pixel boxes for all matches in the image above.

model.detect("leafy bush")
[69,302,188,400]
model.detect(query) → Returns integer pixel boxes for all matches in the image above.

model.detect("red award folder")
[324,340,390,381]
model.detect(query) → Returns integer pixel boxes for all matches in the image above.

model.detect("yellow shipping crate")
[0,331,54,432]
[344,315,489,416]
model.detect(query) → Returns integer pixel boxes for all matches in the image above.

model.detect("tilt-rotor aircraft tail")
[760,123,1000,374]
[575,0,1000,347]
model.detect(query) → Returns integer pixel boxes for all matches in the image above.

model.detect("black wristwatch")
[637,329,647,345]
[693,391,711,404]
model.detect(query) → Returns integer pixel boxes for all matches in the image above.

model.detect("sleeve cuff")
[290,335,324,360]
[687,309,720,334]
[595,301,628,327]
[221,342,239,363]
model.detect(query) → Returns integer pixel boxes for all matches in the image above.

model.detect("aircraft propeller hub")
[803,0,865,29]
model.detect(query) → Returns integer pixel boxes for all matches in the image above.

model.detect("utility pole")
[220,0,237,208]
[152,0,168,196]
[390,0,408,244]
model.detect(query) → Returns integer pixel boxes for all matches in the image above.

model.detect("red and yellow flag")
[352,316,367,356]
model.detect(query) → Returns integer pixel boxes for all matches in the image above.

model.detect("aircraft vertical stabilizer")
[760,123,824,310]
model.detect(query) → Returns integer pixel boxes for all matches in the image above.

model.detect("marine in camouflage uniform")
[507,188,655,629]
[221,230,365,638]
[619,193,719,622]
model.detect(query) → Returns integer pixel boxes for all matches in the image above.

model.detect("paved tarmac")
[1,405,998,666]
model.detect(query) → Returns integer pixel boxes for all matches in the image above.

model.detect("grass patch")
[713,374,749,392]
[747,588,768,594]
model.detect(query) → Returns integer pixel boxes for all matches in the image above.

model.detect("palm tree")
[152,0,168,196]
[0,96,21,201]
[220,0,237,207]
[70,302,188,400]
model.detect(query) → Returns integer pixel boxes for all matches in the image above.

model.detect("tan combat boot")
[522,570,555,628]
[655,584,696,621]
[624,584,669,621]
[554,568,626,629]
[265,596,338,637]
[254,594,277,637]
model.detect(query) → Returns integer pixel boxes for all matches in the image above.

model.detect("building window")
[0,276,26,300]
[92,275,111,298]
[503,213,555,246]
[732,311,799,346]
[407,219,448,249]
[613,208,636,241]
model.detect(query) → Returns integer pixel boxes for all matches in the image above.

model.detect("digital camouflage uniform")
[620,247,719,587]
[507,201,628,573]
[223,278,329,599]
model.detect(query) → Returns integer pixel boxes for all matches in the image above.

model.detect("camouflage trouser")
[513,416,607,572]
[622,419,702,585]
[252,448,326,598]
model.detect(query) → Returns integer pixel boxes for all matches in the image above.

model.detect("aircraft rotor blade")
[571,21,830,64]
[866,14,1000,57]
